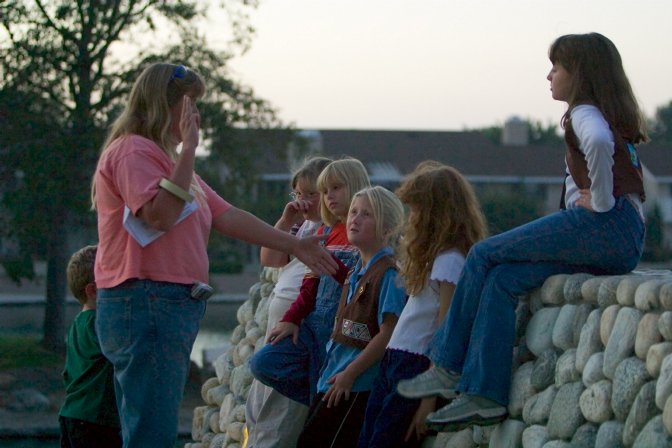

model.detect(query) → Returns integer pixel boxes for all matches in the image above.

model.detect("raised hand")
[180,95,200,152]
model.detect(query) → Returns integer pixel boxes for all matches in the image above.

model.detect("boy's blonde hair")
[67,245,98,305]
[91,63,205,206]
[396,162,488,295]
[317,158,371,227]
[351,186,405,251]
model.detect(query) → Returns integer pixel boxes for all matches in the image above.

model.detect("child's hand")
[323,370,356,408]
[575,189,594,211]
[280,199,311,226]
[404,397,436,442]
[267,321,299,345]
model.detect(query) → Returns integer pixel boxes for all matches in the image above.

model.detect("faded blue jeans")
[430,196,644,405]
[250,249,359,406]
[96,279,206,448]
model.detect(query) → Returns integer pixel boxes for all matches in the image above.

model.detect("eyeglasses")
[289,191,319,201]
[169,65,187,82]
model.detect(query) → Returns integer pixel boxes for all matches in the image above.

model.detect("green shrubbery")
[0,335,63,369]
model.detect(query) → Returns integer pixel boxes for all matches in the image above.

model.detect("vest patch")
[341,319,371,342]
[626,143,641,168]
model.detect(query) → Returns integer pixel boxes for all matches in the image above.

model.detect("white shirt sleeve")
[569,105,616,212]
[429,250,465,284]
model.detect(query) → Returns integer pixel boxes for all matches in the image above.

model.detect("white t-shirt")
[387,249,465,356]
[271,220,321,302]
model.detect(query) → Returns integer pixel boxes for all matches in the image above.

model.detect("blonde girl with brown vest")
[297,186,407,447]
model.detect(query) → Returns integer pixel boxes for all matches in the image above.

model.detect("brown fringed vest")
[560,120,645,209]
[331,255,397,350]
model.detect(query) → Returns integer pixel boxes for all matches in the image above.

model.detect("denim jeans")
[430,196,644,405]
[250,249,359,405]
[96,279,206,448]
[359,349,431,448]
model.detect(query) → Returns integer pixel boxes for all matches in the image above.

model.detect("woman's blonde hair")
[549,33,648,143]
[91,63,205,206]
[396,162,488,295]
[316,158,371,227]
[351,186,405,251]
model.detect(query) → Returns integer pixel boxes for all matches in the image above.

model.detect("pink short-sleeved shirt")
[94,134,232,288]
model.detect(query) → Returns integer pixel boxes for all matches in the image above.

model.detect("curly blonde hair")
[396,162,487,295]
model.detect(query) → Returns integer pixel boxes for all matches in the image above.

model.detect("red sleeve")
[280,256,351,325]
[332,256,350,285]
[280,223,352,325]
[281,275,320,325]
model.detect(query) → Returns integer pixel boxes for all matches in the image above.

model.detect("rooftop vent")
[502,116,529,146]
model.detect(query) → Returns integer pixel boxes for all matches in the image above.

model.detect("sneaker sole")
[427,412,508,432]
[397,386,457,400]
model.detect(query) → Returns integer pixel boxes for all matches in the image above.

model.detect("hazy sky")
[205,0,672,131]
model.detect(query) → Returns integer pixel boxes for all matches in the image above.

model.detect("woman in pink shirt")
[91,63,335,448]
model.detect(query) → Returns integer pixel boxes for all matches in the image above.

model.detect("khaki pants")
[245,291,309,448]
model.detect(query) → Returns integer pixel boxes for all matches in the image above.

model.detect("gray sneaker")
[396,366,459,399]
[426,394,508,432]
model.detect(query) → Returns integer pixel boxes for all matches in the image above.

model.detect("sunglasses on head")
[169,65,187,82]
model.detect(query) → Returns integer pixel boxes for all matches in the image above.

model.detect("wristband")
[159,178,194,202]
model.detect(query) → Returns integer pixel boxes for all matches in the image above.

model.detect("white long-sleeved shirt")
[564,104,643,217]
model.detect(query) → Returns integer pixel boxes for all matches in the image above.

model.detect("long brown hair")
[549,32,647,143]
[91,63,205,206]
[396,162,487,295]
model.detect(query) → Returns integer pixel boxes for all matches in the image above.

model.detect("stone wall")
[186,269,672,448]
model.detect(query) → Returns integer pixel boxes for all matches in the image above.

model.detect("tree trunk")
[41,220,68,354]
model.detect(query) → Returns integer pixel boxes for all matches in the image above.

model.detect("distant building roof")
[252,129,671,183]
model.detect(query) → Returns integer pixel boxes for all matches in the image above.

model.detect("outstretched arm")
[213,207,337,276]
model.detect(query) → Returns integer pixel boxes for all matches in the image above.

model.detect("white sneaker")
[426,394,507,432]
[396,366,459,399]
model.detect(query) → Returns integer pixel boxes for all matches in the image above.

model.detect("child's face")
[547,62,572,103]
[323,180,350,219]
[294,177,321,221]
[347,195,381,252]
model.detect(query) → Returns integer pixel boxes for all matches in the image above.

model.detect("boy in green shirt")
[59,245,121,448]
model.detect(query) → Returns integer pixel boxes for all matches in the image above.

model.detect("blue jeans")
[359,349,431,448]
[430,197,644,405]
[250,249,359,405]
[96,280,206,448]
